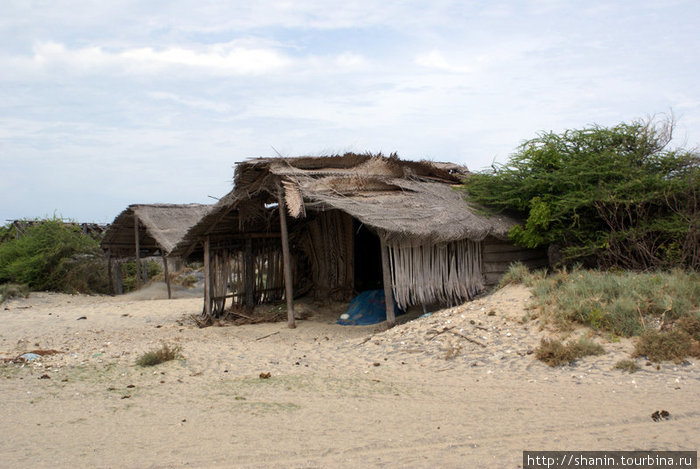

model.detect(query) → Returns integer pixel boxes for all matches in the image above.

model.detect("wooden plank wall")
[482,236,548,286]
[301,210,354,301]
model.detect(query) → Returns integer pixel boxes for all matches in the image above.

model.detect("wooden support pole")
[107,250,114,296]
[203,237,211,317]
[114,261,123,295]
[380,237,396,328]
[244,238,255,309]
[278,188,296,329]
[134,217,141,290]
[162,255,171,299]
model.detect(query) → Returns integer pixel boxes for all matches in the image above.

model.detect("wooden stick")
[450,330,487,348]
[244,238,255,308]
[255,331,280,341]
[278,187,296,329]
[162,255,171,299]
[204,237,211,318]
[380,236,396,328]
[107,249,114,296]
[428,327,453,341]
[114,260,123,295]
[134,216,141,290]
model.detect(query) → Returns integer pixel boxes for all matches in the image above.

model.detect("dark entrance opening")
[353,220,383,292]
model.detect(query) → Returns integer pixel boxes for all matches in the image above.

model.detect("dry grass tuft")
[614,359,641,373]
[633,328,700,363]
[535,337,605,367]
[136,343,182,367]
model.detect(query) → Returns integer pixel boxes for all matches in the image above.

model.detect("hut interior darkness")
[101,203,212,297]
[171,154,547,327]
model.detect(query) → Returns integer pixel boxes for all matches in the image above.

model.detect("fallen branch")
[356,336,372,346]
[450,330,486,348]
[428,327,453,341]
[255,331,280,341]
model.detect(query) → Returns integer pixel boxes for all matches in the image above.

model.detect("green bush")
[120,260,162,293]
[0,218,110,294]
[461,117,700,270]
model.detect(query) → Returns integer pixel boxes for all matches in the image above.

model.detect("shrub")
[535,338,575,366]
[633,329,700,363]
[135,343,182,367]
[120,260,163,293]
[0,218,109,294]
[498,262,532,287]
[460,116,700,270]
[535,337,605,367]
[0,283,29,303]
[614,359,641,373]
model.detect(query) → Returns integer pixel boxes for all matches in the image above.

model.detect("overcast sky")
[2,0,699,223]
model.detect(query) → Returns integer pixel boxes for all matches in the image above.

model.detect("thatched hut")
[171,154,547,326]
[101,203,212,297]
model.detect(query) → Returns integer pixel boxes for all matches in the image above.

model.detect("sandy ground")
[1,283,698,468]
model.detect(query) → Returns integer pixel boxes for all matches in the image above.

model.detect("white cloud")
[415,50,471,74]
[147,92,233,113]
[26,40,293,76]
[120,43,292,75]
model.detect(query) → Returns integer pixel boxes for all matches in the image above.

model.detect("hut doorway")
[353,221,383,291]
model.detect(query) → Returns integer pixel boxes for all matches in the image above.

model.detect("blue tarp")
[337,289,405,326]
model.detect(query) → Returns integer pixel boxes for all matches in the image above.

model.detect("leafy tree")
[461,117,699,269]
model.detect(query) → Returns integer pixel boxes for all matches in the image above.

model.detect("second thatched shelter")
[101,203,212,297]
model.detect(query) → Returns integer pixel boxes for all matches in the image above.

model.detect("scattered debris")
[651,410,670,422]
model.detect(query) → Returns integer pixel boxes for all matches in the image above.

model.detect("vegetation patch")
[0,283,29,303]
[614,359,641,373]
[527,268,700,337]
[535,337,605,367]
[135,344,182,367]
[0,218,109,294]
[461,116,699,270]
[633,329,700,363]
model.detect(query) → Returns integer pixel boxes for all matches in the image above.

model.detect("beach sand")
[1,283,698,468]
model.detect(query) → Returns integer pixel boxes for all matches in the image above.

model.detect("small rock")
[259,372,271,379]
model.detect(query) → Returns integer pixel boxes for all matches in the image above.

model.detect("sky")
[1,0,699,223]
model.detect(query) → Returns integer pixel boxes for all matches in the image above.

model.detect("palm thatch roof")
[170,153,518,256]
[101,203,212,258]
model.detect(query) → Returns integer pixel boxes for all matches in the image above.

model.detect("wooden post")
[203,237,212,318]
[380,237,396,328]
[162,255,171,299]
[134,217,141,290]
[107,250,114,296]
[278,188,296,329]
[114,261,123,295]
[244,238,255,309]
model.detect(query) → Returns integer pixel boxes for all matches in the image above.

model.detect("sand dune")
[1,283,697,468]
